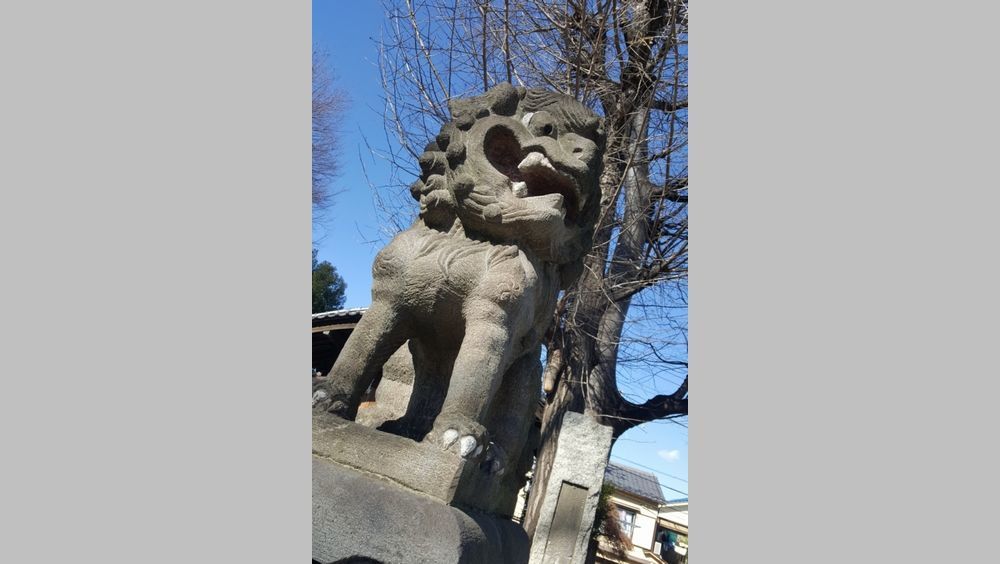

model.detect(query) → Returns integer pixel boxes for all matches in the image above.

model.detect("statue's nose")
[521,136,588,178]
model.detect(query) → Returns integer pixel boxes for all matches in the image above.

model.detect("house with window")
[655,498,688,564]
[597,462,688,564]
[596,462,665,563]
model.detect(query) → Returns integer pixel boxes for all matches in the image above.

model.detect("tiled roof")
[313,307,368,327]
[604,462,666,504]
[312,307,368,320]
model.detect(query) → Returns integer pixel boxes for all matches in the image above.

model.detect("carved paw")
[312,384,352,418]
[426,415,487,460]
[312,388,331,410]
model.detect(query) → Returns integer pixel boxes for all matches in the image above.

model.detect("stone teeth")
[512,181,528,198]
[517,152,556,172]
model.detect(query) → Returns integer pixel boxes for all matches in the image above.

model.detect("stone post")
[528,411,614,564]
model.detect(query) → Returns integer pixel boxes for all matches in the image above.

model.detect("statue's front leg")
[313,300,409,420]
[425,299,515,459]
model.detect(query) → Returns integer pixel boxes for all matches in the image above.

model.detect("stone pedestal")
[313,412,524,516]
[312,412,530,563]
[527,412,614,564]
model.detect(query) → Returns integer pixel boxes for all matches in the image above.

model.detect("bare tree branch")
[313,49,348,212]
[368,0,689,539]
[651,97,688,112]
[616,374,687,429]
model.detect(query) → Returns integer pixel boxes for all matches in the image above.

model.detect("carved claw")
[427,415,487,459]
[312,387,352,418]
[328,400,350,417]
[458,436,478,458]
[483,443,507,476]
[438,430,480,459]
[312,389,330,410]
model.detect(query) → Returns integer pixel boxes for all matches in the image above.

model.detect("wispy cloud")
[658,449,681,463]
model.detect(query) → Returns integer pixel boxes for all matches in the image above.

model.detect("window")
[617,508,636,537]
[657,528,689,561]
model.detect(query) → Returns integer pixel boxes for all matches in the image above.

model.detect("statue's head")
[411,83,605,278]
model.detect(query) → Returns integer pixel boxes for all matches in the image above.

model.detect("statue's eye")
[527,111,557,138]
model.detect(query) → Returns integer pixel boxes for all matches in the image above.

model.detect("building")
[312,308,367,377]
[597,462,665,563]
[655,498,688,564]
[596,462,688,564]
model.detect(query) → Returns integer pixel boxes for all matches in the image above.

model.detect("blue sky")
[313,0,687,502]
[312,1,389,308]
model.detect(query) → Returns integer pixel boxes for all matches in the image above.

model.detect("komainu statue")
[313,82,605,477]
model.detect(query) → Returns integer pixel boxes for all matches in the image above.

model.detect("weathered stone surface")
[313,456,530,564]
[528,412,613,564]
[354,346,414,429]
[313,83,607,513]
[314,411,531,517]
[313,411,469,503]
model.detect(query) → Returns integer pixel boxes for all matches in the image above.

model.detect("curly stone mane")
[407,84,605,291]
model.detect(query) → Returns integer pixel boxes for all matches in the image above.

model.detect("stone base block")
[312,412,522,516]
[312,411,471,503]
[313,456,529,564]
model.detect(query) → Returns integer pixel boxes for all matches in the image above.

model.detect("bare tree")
[313,50,348,211]
[373,0,687,538]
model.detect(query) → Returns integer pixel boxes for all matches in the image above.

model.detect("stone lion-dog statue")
[313,83,605,476]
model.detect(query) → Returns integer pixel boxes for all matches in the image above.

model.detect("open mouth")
[483,126,581,225]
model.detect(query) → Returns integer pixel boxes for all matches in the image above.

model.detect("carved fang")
[517,151,557,173]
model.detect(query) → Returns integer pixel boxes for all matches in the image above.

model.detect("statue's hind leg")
[377,339,453,441]
[313,300,410,420]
